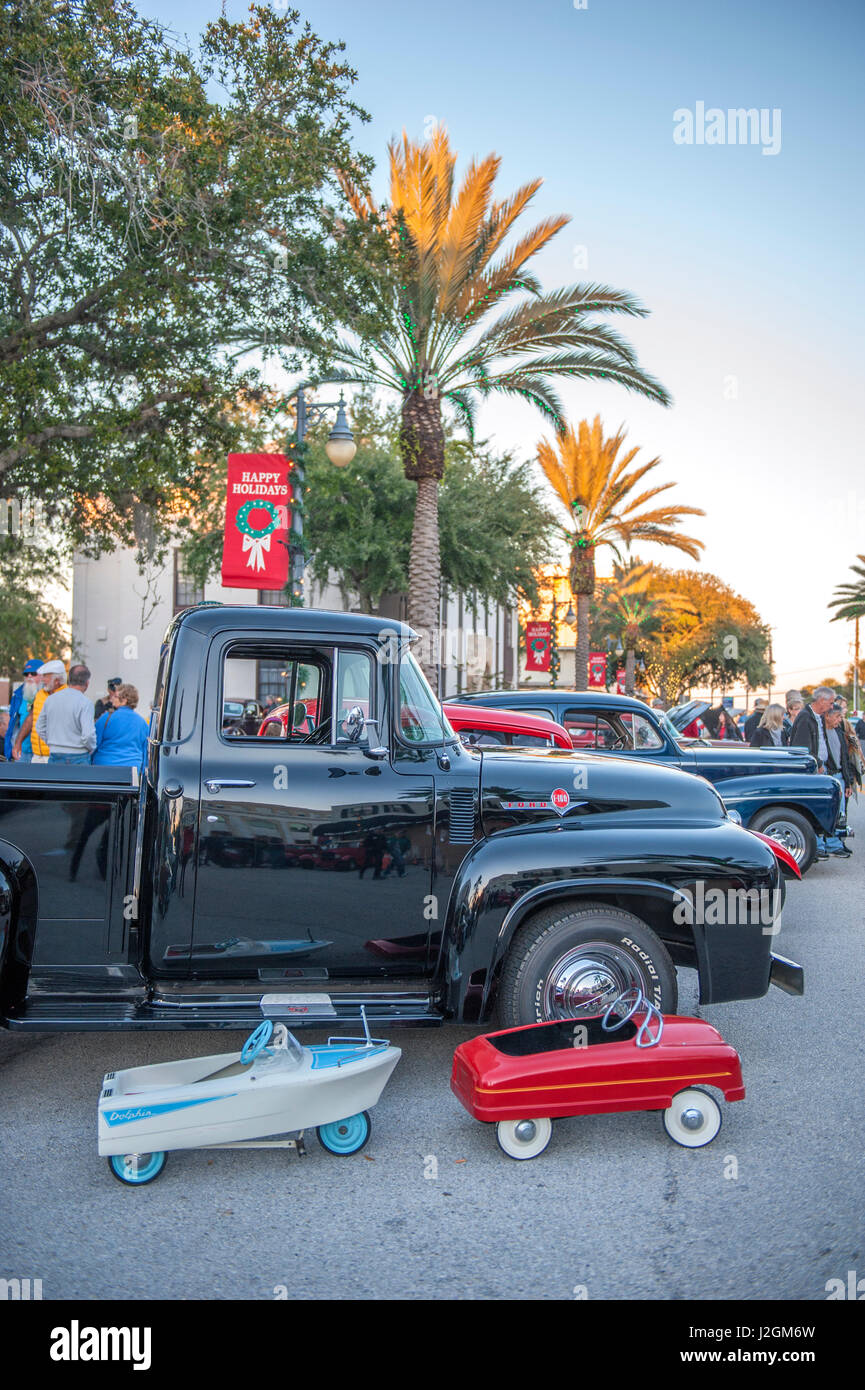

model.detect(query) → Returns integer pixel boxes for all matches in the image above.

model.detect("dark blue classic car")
[457,689,843,873]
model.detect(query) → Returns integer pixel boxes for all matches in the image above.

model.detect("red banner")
[588,651,607,689]
[616,667,626,693]
[525,621,551,672]
[221,454,292,590]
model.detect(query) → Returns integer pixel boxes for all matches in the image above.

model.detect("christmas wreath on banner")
[235,498,281,572]
[529,634,549,661]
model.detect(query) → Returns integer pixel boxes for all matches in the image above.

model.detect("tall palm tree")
[594,560,695,694]
[829,555,865,621]
[829,554,865,706]
[332,128,670,675]
[538,417,704,689]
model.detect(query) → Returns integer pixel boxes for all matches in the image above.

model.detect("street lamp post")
[289,387,356,604]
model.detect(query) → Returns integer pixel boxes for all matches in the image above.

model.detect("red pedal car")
[451,988,744,1159]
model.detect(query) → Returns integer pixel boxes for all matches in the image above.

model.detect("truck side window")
[335,649,374,740]
[221,644,330,742]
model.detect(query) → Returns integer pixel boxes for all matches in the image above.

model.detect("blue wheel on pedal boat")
[317,1111,371,1155]
[108,1152,167,1185]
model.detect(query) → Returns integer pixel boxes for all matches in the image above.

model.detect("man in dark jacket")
[743,699,767,742]
[788,687,835,769]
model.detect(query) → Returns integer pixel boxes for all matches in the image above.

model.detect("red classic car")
[258,699,574,750]
[444,703,573,750]
[451,988,744,1159]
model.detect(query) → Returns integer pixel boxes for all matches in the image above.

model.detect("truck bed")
[0,763,139,981]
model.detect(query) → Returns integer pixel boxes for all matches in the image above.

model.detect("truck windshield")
[398,651,454,744]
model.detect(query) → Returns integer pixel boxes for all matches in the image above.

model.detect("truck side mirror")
[362,718,388,760]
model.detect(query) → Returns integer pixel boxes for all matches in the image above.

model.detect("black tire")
[748,807,817,875]
[496,901,677,1029]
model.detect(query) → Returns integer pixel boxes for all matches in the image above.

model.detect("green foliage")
[0,0,386,556]
[438,442,557,609]
[305,395,413,612]
[0,541,69,679]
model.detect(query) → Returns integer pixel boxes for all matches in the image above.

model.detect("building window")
[173,551,204,613]
[257,661,288,707]
[258,589,289,606]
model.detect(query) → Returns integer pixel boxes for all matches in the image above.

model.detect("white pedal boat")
[98,1015,401,1184]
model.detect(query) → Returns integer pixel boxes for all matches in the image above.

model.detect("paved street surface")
[2,799,863,1301]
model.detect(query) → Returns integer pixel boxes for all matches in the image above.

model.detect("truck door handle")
[204,779,256,795]
[163,781,183,799]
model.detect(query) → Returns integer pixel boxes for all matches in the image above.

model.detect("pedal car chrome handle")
[205,779,256,795]
[241,1019,273,1064]
[601,987,664,1048]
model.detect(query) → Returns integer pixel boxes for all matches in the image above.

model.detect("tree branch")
[0,388,207,474]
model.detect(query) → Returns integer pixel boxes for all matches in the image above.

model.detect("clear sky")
[139,0,865,691]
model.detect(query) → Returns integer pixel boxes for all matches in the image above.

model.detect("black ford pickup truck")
[0,606,803,1033]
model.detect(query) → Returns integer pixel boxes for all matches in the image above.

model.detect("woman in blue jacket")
[93,683,149,768]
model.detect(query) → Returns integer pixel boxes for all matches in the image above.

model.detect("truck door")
[191,633,434,978]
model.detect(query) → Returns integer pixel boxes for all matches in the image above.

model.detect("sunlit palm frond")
[538,416,703,566]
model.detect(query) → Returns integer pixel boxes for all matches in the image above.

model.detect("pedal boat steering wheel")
[241,1019,274,1064]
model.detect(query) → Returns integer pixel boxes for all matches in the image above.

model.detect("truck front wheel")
[496,902,677,1028]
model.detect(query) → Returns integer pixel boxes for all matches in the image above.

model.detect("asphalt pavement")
[2,798,863,1301]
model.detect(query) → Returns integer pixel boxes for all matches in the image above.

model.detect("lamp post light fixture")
[288,386,356,604]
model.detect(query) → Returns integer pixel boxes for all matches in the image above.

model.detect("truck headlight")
[726,808,743,825]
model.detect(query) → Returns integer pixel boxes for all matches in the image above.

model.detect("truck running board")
[8,993,445,1031]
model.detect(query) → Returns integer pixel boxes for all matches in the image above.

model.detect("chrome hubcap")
[514,1121,537,1142]
[543,943,645,1020]
[762,821,807,862]
[681,1108,704,1131]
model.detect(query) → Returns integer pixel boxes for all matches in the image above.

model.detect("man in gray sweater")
[36,664,97,764]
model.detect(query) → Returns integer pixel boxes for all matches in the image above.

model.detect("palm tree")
[332,127,670,676]
[829,555,865,621]
[829,554,865,707]
[594,560,695,694]
[538,417,704,689]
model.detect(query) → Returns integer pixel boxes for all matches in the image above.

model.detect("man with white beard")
[3,658,43,763]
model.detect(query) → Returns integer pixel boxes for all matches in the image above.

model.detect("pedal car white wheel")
[662,1089,722,1148]
[317,1111,371,1156]
[495,1117,552,1160]
[108,1152,167,1186]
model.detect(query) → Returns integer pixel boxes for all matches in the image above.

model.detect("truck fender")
[438,843,698,1022]
[0,841,39,1024]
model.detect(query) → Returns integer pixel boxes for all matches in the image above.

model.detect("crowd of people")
[679,687,865,859]
[1,660,148,769]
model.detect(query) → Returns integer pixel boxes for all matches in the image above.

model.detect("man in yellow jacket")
[12,660,67,762]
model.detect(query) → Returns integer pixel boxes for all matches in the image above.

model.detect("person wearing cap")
[743,698,768,743]
[36,663,96,764]
[94,678,122,722]
[4,658,43,763]
[13,660,68,762]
